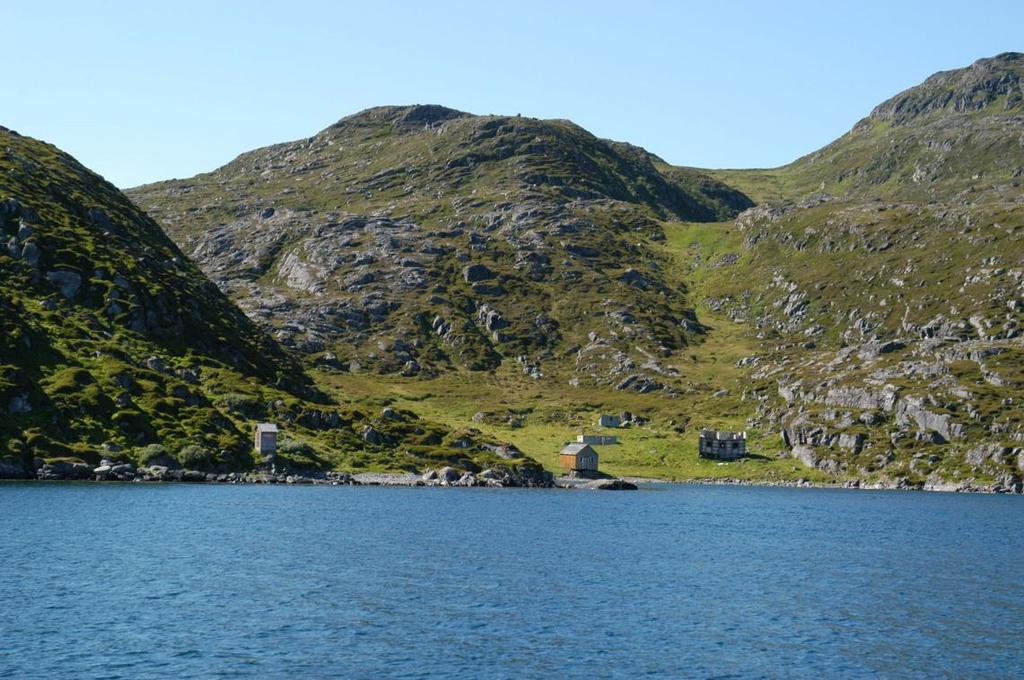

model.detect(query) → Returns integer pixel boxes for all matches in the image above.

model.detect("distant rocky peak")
[869,52,1024,125]
[326,104,471,133]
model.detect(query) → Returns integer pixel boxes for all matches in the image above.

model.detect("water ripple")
[0,483,1021,678]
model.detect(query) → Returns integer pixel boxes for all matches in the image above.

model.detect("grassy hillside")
[0,126,547,479]
[127,54,1024,489]
[128,106,752,394]
[684,54,1024,489]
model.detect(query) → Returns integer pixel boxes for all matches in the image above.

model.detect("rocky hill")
[713,52,1024,204]
[0,127,545,480]
[129,54,1024,490]
[129,106,752,392]
[690,54,1024,490]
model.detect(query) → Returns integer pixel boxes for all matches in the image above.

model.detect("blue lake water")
[0,483,1022,679]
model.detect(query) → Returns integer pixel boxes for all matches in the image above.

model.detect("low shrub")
[178,444,211,469]
[137,443,169,465]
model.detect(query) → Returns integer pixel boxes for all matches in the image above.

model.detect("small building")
[577,434,618,445]
[699,430,747,461]
[596,414,622,428]
[254,423,279,457]
[560,443,599,472]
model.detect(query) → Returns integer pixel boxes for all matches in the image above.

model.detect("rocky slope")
[690,54,1024,490]
[129,54,1023,490]
[0,127,545,479]
[713,52,1024,204]
[129,106,752,392]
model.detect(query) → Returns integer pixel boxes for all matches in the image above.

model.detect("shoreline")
[1,469,1019,494]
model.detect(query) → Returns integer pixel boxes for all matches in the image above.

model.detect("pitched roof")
[256,423,279,433]
[561,442,595,455]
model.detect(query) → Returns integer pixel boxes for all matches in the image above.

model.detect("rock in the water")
[583,478,638,490]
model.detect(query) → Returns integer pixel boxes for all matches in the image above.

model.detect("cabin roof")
[256,423,279,433]
[700,429,746,440]
[561,442,596,455]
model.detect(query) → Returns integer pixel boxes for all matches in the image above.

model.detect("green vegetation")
[5,53,1024,488]
[0,126,533,476]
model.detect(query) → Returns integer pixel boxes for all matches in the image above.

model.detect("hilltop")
[129,107,751,392]
[712,52,1024,203]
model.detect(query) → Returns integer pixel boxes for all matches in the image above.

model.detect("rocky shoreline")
[1,459,646,489]
[632,475,1024,494]
[1,460,567,488]
[3,459,1019,494]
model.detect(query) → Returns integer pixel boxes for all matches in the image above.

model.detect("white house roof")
[561,443,594,455]
[256,423,279,433]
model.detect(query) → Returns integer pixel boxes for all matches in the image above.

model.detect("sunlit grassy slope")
[311,218,831,482]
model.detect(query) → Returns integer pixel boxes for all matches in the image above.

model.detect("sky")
[5,0,1022,188]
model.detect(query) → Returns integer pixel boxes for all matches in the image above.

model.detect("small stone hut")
[254,423,279,457]
[596,414,622,428]
[560,443,599,472]
[698,430,747,461]
[577,434,618,445]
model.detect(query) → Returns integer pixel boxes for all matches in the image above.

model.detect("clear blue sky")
[6,0,1022,188]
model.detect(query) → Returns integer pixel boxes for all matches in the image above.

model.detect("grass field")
[309,216,833,482]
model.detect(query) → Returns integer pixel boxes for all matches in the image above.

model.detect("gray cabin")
[699,430,747,461]
[254,423,279,457]
[596,414,622,428]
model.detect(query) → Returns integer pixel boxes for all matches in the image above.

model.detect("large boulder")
[837,433,866,454]
[0,459,31,479]
[792,445,819,468]
[965,443,1010,466]
[583,478,638,490]
[361,425,390,446]
[45,270,82,300]
[462,263,495,283]
[7,393,31,414]
[437,466,461,485]
[37,461,93,480]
